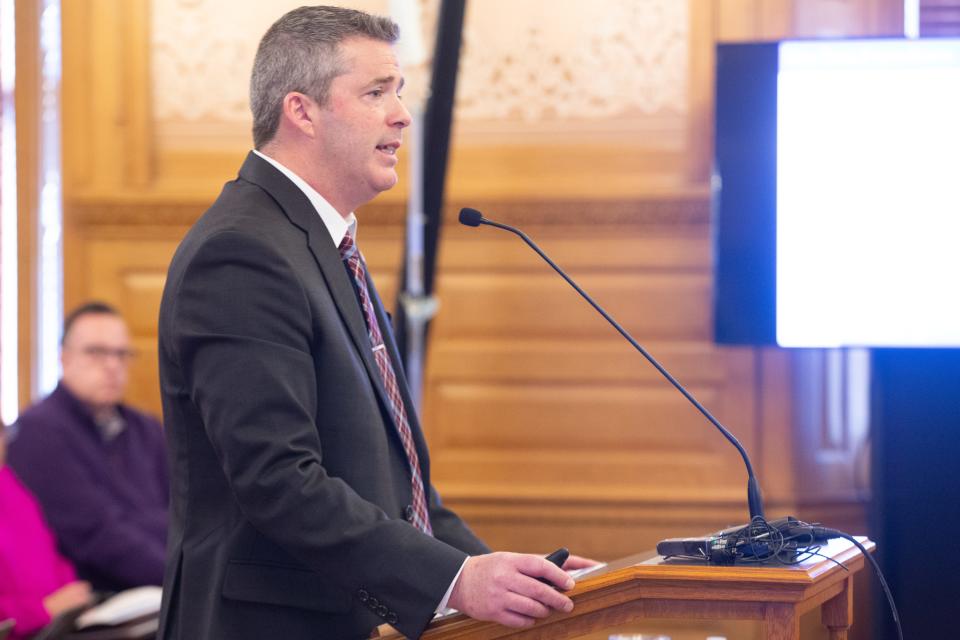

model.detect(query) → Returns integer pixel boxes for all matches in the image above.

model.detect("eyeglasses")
[77,345,138,363]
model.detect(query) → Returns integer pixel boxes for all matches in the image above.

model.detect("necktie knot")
[338,232,357,261]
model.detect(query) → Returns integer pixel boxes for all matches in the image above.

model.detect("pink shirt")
[0,465,77,639]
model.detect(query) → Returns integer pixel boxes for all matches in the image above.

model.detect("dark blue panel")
[713,42,779,345]
[871,349,960,639]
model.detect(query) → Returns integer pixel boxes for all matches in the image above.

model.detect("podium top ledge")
[377,536,873,640]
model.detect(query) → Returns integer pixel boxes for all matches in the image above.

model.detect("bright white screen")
[777,39,960,347]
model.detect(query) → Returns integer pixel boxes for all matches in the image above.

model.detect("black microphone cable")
[784,523,904,640]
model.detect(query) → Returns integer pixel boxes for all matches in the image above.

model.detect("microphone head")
[459,208,484,227]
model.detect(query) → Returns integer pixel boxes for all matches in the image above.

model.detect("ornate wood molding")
[67,200,208,228]
[449,197,711,228]
[67,195,712,229]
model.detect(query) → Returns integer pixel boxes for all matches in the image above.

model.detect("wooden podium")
[380,537,873,640]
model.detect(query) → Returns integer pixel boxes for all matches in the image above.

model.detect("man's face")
[60,313,133,409]
[310,37,411,213]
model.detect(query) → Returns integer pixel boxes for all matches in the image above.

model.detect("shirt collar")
[54,382,127,442]
[252,149,357,248]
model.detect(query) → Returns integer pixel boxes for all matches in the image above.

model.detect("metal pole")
[400,107,438,409]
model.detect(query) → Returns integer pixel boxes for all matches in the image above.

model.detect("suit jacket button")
[403,505,415,522]
[377,605,389,617]
[387,612,399,625]
[357,589,369,603]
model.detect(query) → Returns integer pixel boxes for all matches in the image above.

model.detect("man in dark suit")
[157,6,585,639]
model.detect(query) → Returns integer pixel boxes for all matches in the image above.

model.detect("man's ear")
[281,91,317,138]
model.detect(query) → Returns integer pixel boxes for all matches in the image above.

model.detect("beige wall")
[57,2,901,636]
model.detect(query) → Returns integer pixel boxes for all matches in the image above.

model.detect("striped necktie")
[338,231,432,535]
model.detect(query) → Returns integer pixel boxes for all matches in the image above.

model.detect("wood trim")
[119,0,153,188]
[15,0,40,407]
[61,0,92,190]
[442,487,869,524]
[66,194,712,230]
[441,196,711,228]
[688,1,718,185]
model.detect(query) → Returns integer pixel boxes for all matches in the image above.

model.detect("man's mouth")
[376,142,400,155]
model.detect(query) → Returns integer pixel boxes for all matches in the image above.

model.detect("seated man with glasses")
[8,301,168,592]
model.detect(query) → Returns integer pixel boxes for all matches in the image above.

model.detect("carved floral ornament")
[151,0,688,128]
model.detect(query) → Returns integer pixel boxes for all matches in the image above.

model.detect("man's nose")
[391,95,412,129]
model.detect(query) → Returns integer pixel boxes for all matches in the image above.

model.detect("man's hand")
[43,580,94,617]
[447,552,575,628]
[562,554,603,571]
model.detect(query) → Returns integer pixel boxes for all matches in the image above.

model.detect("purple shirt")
[8,383,169,591]
[0,466,77,639]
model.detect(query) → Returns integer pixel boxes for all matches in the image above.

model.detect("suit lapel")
[236,153,399,435]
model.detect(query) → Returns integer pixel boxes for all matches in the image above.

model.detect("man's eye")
[369,89,383,97]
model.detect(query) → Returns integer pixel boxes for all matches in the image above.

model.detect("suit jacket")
[157,152,489,640]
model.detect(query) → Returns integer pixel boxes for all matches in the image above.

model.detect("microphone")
[458,207,765,521]
[458,208,483,227]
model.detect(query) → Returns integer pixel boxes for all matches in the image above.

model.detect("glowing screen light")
[776,39,960,347]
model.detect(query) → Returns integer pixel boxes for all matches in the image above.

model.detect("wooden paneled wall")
[58,0,899,580]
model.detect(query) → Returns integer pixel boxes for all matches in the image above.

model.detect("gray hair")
[250,5,399,149]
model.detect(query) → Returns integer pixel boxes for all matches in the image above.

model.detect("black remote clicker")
[538,547,570,585]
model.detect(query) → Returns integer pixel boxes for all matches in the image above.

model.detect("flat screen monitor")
[713,38,960,347]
